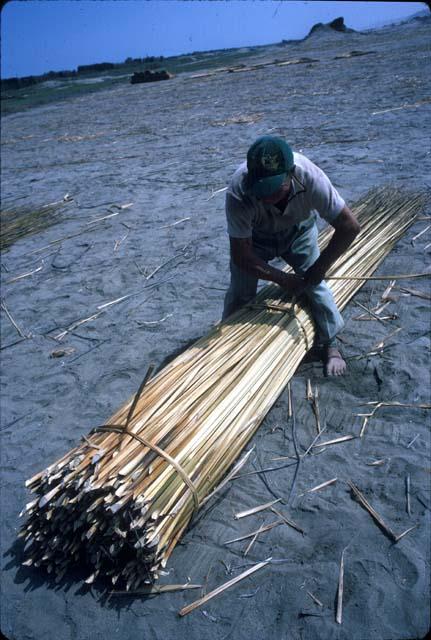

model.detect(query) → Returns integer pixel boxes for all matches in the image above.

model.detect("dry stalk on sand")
[298,477,337,497]
[336,548,345,624]
[348,481,418,543]
[19,187,428,589]
[0,300,28,338]
[357,401,431,437]
[178,559,271,616]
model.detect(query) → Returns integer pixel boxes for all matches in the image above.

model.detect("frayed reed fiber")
[19,187,428,589]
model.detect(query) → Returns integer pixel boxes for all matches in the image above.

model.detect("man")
[222,135,361,376]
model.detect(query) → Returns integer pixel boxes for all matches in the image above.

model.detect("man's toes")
[337,361,346,375]
[325,354,347,376]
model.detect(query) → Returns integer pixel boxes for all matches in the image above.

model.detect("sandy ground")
[1,17,430,640]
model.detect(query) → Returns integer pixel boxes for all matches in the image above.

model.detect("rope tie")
[250,301,312,351]
[291,302,312,351]
[93,424,200,511]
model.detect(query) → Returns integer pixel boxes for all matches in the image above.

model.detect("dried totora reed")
[19,187,428,589]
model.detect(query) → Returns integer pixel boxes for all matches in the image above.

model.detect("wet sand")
[1,16,430,640]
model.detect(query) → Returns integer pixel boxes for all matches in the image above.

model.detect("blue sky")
[1,1,427,78]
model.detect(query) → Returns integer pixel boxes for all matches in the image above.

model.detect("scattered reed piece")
[270,506,304,534]
[406,434,420,449]
[178,559,271,616]
[374,301,392,316]
[287,382,293,418]
[366,459,386,467]
[406,475,411,516]
[231,462,296,480]
[371,327,402,351]
[160,217,191,229]
[54,311,103,341]
[243,530,260,556]
[307,591,323,607]
[85,211,120,225]
[353,299,395,321]
[381,280,397,301]
[396,286,431,301]
[145,247,190,280]
[298,477,337,497]
[394,524,418,542]
[206,186,228,201]
[6,264,44,284]
[354,313,397,322]
[1,300,28,338]
[308,383,321,433]
[348,481,398,541]
[353,327,402,360]
[113,232,129,252]
[19,188,428,589]
[357,401,431,437]
[372,97,431,115]
[353,300,392,325]
[224,521,283,545]
[137,314,173,327]
[25,226,101,256]
[313,436,355,448]
[234,498,281,520]
[112,583,201,596]
[336,549,345,624]
[411,224,430,243]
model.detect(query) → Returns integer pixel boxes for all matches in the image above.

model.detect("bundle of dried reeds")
[19,187,428,589]
[0,198,70,251]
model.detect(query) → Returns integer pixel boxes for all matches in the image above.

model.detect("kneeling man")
[223,136,360,376]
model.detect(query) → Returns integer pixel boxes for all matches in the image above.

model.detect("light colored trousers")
[222,218,344,346]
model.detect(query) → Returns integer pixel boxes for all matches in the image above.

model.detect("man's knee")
[282,225,320,273]
[223,260,259,319]
[223,288,256,320]
[228,260,258,298]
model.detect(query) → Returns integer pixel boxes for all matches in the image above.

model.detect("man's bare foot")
[324,347,346,376]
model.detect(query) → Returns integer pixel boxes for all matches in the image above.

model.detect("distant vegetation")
[1,55,167,91]
[0,47,264,115]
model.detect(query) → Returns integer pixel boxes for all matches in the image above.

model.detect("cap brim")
[249,173,286,198]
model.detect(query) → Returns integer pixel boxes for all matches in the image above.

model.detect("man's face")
[260,176,292,204]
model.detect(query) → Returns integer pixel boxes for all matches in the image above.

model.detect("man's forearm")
[233,252,305,297]
[313,228,357,273]
[304,207,361,285]
[234,253,286,285]
[230,237,305,296]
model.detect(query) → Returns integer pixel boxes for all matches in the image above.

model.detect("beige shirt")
[226,152,345,238]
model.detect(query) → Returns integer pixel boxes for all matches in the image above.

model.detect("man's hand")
[230,237,307,297]
[278,272,305,298]
[303,262,326,287]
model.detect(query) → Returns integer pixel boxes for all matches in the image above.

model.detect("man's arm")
[230,237,304,296]
[304,206,361,286]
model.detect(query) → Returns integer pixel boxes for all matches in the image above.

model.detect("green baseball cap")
[246,136,294,198]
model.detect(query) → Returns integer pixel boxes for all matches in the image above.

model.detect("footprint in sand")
[387,546,420,590]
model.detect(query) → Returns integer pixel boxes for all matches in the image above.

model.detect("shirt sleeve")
[225,193,253,238]
[309,165,346,224]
